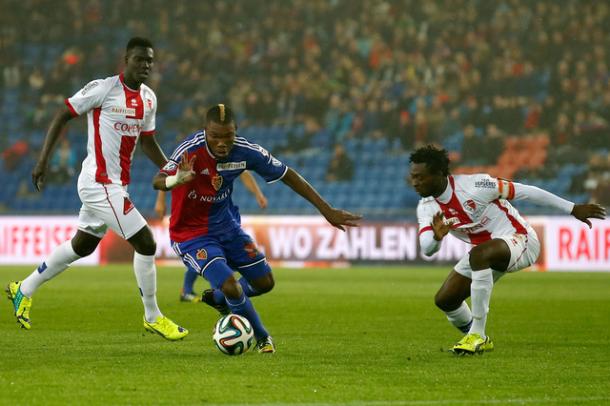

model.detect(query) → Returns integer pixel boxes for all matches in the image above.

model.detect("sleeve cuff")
[266,166,289,184]
[64,99,79,117]
[140,130,155,136]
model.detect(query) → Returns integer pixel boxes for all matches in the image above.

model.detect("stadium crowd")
[1,0,610,211]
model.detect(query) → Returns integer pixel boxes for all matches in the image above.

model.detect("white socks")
[133,252,162,322]
[20,241,81,297]
[469,268,493,337]
[445,301,472,332]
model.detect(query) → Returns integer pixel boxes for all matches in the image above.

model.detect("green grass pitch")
[1,265,609,405]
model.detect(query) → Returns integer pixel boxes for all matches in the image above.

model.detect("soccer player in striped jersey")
[410,145,605,354]
[153,104,362,353]
[6,37,188,340]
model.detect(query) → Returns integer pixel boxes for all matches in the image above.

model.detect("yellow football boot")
[143,316,188,341]
[6,281,32,330]
[255,336,276,354]
[452,333,493,355]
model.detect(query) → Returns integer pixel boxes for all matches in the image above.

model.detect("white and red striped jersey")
[65,73,156,186]
[417,174,576,249]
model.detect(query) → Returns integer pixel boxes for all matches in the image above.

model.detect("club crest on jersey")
[123,197,134,215]
[211,174,223,191]
[196,248,208,260]
[244,242,260,259]
[464,199,476,212]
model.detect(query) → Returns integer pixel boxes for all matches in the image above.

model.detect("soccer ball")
[213,314,254,355]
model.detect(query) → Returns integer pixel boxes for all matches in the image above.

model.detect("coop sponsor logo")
[114,122,143,133]
[0,217,99,265]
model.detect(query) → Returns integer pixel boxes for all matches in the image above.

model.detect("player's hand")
[32,161,48,191]
[431,212,452,241]
[256,193,268,209]
[323,208,363,231]
[176,151,196,185]
[571,203,606,228]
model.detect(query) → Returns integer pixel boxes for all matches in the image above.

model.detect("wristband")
[165,175,178,189]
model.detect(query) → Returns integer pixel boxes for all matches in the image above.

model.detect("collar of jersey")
[435,176,453,205]
[119,72,140,93]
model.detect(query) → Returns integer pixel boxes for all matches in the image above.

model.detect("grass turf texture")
[1,265,609,405]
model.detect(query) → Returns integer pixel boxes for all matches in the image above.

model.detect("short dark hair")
[409,145,450,176]
[126,37,154,54]
[206,104,235,125]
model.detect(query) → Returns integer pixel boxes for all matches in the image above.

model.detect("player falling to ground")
[154,171,268,303]
[6,37,188,340]
[153,104,362,353]
[410,145,605,355]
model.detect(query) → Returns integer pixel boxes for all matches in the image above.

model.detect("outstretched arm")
[281,167,362,230]
[32,106,75,191]
[512,183,606,228]
[140,135,168,169]
[240,171,267,209]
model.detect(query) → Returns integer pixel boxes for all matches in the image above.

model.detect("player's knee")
[257,274,275,294]
[221,276,243,299]
[434,291,455,312]
[72,241,97,257]
[128,226,157,255]
[71,237,99,257]
[469,244,493,269]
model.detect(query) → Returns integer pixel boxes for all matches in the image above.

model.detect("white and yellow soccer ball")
[213,314,254,355]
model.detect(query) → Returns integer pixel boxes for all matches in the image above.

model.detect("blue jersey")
[159,131,287,242]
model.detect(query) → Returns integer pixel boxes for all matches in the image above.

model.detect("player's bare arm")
[280,167,362,231]
[152,151,196,191]
[571,203,606,228]
[139,135,168,169]
[431,212,452,241]
[32,107,75,191]
[239,171,267,209]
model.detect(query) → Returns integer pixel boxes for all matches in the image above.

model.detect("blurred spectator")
[326,144,354,182]
[2,140,29,171]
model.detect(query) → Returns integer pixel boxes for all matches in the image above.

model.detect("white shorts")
[455,232,541,281]
[77,182,147,240]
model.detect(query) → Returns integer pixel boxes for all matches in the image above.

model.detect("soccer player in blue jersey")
[152,104,362,353]
[154,172,268,303]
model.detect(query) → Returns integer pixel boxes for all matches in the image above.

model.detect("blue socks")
[225,292,269,340]
[211,277,260,303]
[182,269,199,294]
[238,277,261,297]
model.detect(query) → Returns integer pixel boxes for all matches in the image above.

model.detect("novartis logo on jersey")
[187,189,230,203]
[114,122,143,134]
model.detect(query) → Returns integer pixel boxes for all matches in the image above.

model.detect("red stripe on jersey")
[119,136,137,185]
[93,107,111,183]
[419,226,433,235]
[120,73,144,120]
[140,130,155,136]
[64,98,78,117]
[492,199,527,235]
[169,148,220,242]
[436,176,492,245]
